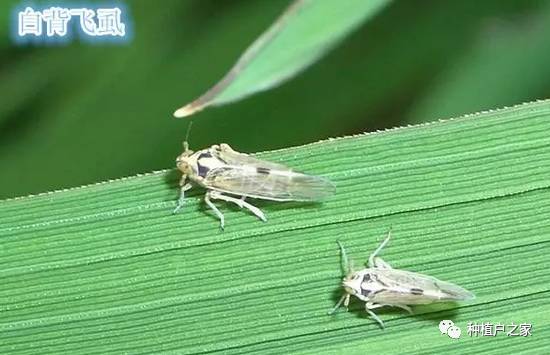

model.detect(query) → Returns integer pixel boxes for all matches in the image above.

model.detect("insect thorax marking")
[360,272,385,297]
[196,152,213,178]
[361,288,372,297]
[196,150,230,179]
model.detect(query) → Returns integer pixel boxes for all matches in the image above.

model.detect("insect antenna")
[183,120,194,154]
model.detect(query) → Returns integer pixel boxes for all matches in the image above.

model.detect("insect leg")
[368,230,392,268]
[372,257,392,269]
[219,143,237,153]
[209,191,267,222]
[392,304,413,314]
[336,241,354,274]
[366,301,385,329]
[205,190,225,230]
[173,177,192,214]
[328,294,350,315]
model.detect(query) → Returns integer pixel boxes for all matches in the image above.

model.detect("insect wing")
[432,278,475,301]
[369,269,474,304]
[205,148,335,201]
[215,146,292,171]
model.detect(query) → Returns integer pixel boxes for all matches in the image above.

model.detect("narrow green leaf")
[173,0,390,117]
[2,100,550,353]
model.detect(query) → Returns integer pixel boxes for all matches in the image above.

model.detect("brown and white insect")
[329,231,475,328]
[174,142,335,229]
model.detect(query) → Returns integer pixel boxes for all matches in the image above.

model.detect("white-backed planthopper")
[174,141,335,230]
[329,230,475,328]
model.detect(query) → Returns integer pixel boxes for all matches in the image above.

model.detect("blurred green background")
[1,0,549,199]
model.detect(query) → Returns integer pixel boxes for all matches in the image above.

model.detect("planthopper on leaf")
[174,142,335,230]
[329,230,475,328]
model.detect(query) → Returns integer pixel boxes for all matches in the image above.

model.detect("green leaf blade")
[2,100,550,353]
[174,0,390,117]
